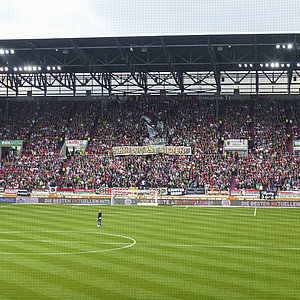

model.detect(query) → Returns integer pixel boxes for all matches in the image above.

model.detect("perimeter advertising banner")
[159,199,300,207]
[97,187,165,196]
[231,189,260,197]
[185,188,206,195]
[38,198,111,205]
[261,191,276,200]
[16,197,39,204]
[207,190,229,195]
[158,199,224,206]
[1,197,300,207]
[0,197,16,203]
[277,191,300,199]
[238,200,300,207]
[112,145,192,156]
[4,188,18,195]
[167,188,186,196]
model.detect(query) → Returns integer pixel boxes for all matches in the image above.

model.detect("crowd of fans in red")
[0,96,299,191]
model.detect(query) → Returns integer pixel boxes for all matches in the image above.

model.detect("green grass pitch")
[0,204,300,299]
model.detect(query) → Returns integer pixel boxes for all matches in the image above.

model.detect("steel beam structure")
[0,33,300,96]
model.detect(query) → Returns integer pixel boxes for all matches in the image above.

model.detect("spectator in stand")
[223,101,251,140]
[0,96,299,191]
[252,101,288,155]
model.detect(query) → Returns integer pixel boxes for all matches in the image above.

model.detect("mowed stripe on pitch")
[1,205,300,299]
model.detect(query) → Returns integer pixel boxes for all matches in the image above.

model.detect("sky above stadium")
[0,0,299,39]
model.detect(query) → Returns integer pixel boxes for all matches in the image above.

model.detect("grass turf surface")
[0,204,300,299]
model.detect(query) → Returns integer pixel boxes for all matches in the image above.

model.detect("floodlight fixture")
[4,67,8,71]
[33,66,37,71]
[274,62,279,68]
[276,44,280,49]
[0,49,4,55]
[265,63,269,67]
[287,63,291,67]
[287,43,293,49]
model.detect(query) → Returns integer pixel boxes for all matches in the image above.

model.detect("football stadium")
[1,1,300,299]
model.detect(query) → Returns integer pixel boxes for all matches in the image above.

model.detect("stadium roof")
[1,33,300,96]
[2,33,300,73]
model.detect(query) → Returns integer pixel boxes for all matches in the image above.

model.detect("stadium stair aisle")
[287,136,293,155]
[218,102,226,152]
[230,174,236,189]
[58,158,72,186]
[248,116,255,153]
[84,113,100,154]
[286,119,293,155]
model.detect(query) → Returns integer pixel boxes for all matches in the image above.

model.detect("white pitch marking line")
[160,244,300,251]
[108,212,152,216]
[0,231,136,255]
[195,213,218,215]
[0,239,130,244]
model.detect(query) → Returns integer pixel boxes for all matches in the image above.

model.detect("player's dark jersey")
[98,212,102,219]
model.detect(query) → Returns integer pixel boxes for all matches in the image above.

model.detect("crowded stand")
[22,101,70,156]
[0,96,299,191]
[252,101,288,155]
[0,154,62,189]
[64,101,98,140]
[0,101,39,141]
[59,153,232,190]
[235,154,300,190]
[222,101,251,140]
[290,102,300,140]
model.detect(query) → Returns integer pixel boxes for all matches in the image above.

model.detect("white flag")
[146,124,158,138]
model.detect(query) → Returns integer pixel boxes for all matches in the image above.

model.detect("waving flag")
[146,124,158,138]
